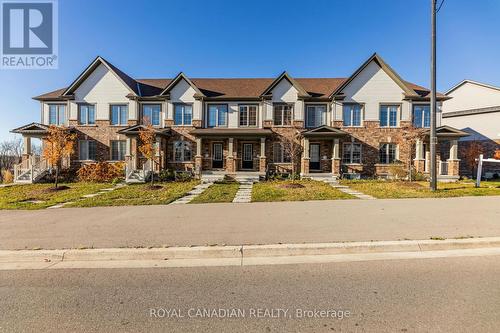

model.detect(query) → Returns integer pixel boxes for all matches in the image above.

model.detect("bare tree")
[402,125,426,181]
[138,123,158,186]
[278,129,303,181]
[463,141,483,176]
[0,138,23,182]
[43,126,76,189]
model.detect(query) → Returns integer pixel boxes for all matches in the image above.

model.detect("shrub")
[175,171,193,182]
[387,163,408,180]
[159,169,175,182]
[77,162,125,182]
[2,170,13,183]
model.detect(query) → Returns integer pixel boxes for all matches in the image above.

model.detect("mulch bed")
[146,185,163,190]
[42,186,70,193]
[279,183,305,189]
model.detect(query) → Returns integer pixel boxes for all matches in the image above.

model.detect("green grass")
[0,183,112,210]
[66,180,199,207]
[190,181,240,204]
[341,180,500,199]
[252,180,354,202]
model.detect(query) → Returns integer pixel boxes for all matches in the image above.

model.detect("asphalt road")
[1,255,500,332]
[0,196,500,249]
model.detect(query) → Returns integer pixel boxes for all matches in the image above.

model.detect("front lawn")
[341,180,500,199]
[0,183,112,210]
[190,181,240,204]
[67,180,199,207]
[252,180,354,202]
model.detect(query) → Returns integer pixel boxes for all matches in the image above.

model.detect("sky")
[0,0,499,141]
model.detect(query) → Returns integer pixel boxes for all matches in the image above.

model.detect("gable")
[271,78,299,102]
[169,78,197,102]
[74,63,131,102]
[444,81,500,113]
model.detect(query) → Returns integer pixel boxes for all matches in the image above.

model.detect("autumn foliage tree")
[402,125,426,181]
[43,126,76,188]
[279,129,303,182]
[463,141,484,176]
[138,124,158,186]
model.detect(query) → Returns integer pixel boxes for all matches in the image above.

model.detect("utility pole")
[430,0,438,191]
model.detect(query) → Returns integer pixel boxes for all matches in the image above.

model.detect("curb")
[2,237,500,266]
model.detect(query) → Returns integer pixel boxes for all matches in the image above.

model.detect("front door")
[212,143,223,169]
[309,143,321,171]
[242,143,254,169]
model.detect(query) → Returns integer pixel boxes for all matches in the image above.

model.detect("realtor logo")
[1,0,58,69]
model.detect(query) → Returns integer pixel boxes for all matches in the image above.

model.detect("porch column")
[447,139,459,176]
[23,136,31,155]
[414,139,425,172]
[300,137,310,176]
[331,138,340,176]
[226,138,235,173]
[425,145,430,173]
[259,137,266,173]
[195,137,203,174]
[125,137,132,157]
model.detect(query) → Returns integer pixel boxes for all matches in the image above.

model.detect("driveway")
[0,196,499,250]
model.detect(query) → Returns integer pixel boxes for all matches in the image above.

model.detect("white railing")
[13,155,49,183]
[439,161,448,176]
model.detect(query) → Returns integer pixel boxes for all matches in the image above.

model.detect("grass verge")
[0,183,112,210]
[66,181,199,207]
[252,180,354,202]
[190,181,240,204]
[341,180,500,199]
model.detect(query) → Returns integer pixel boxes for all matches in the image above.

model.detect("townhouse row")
[12,53,469,182]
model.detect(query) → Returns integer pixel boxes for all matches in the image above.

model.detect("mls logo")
[1,0,58,69]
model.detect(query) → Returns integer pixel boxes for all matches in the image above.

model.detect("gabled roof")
[331,53,419,99]
[116,124,171,137]
[302,125,348,137]
[159,72,205,97]
[61,56,139,97]
[261,71,311,98]
[10,122,49,134]
[445,79,500,95]
[442,105,500,118]
[422,125,470,138]
[190,128,273,137]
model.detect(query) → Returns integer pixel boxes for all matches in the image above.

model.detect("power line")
[436,0,446,13]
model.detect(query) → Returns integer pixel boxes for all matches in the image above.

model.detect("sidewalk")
[0,196,499,250]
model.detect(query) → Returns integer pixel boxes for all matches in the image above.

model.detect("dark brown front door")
[309,143,321,171]
[212,143,223,169]
[242,143,253,169]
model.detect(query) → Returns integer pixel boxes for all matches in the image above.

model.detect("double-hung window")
[142,104,161,126]
[380,105,399,127]
[207,104,227,127]
[273,104,293,126]
[239,105,258,127]
[306,105,327,128]
[342,143,362,164]
[110,140,126,161]
[173,141,192,162]
[412,105,430,128]
[379,143,397,164]
[110,105,128,126]
[174,104,192,126]
[78,104,95,125]
[48,105,65,125]
[342,104,362,126]
[273,142,291,163]
[79,140,96,161]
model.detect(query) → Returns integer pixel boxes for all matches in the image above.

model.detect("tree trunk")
[55,166,59,189]
[150,158,154,186]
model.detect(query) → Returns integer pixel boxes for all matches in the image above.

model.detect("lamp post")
[430,0,438,191]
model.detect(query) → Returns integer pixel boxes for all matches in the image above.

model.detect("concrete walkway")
[171,182,213,204]
[330,183,376,200]
[46,183,126,209]
[232,181,253,203]
[0,196,499,250]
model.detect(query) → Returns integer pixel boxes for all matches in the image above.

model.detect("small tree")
[279,129,303,181]
[402,125,426,181]
[138,124,158,186]
[43,126,76,188]
[463,141,483,176]
[0,138,22,183]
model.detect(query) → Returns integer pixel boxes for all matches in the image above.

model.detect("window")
[342,143,362,164]
[173,141,192,162]
[343,104,362,126]
[110,105,128,126]
[78,140,96,160]
[78,104,95,125]
[174,104,192,126]
[48,105,65,125]
[207,104,227,127]
[379,143,397,164]
[380,105,399,127]
[142,104,161,126]
[239,105,258,127]
[413,105,430,128]
[273,143,291,163]
[273,104,293,126]
[110,140,126,161]
[306,105,326,128]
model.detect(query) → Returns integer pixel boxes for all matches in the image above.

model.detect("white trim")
[445,79,500,96]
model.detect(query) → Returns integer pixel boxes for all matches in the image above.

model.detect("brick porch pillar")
[226,138,235,173]
[300,137,310,176]
[195,137,203,174]
[259,137,266,173]
[331,138,341,175]
[447,139,460,176]
[413,139,426,173]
